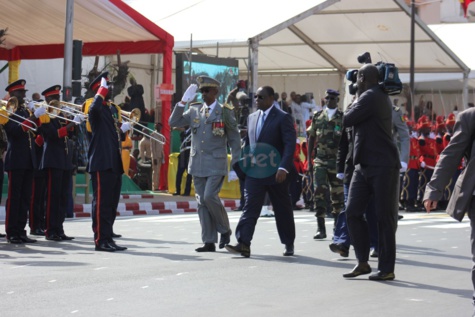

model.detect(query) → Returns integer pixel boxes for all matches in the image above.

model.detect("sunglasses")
[200,88,211,93]
[254,95,265,100]
[325,96,336,100]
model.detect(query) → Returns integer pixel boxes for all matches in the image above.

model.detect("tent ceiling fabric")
[127,0,469,75]
[0,0,173,59]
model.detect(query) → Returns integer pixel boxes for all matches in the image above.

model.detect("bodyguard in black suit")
[226,86,296,257]
[87,72,130,252]
[342,64,401,281]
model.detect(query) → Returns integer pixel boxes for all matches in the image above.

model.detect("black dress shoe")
[46,234,62,241]
[108,241,127,251]
[219,230,232,249]
[19,235,37,243]
[232,207,243,211]
[172,192,180,196]
[370,248,379,258]
[111,232,122,238]
[225,243,250,257]
[95,242,116,252]
[313,232,327,239]
[369,271,395,281]
[30,228,46,236]
[195,243,216,252]
[59,234,75,240]
[329,243,349,258]
[7,236,23,244]
[0,233,6,238]
[283,244,294,256]
[343,263,372,278]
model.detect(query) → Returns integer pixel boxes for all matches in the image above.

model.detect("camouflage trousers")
[313,165,344,218]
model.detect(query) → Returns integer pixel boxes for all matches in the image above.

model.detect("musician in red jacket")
[416,115,438,206]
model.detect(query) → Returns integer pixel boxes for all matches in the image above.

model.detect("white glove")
[227,170,238,182]
[411,131,418,138]
[100,77,108,89]
[73,114,86,124]
[120,122,131,133]
[181,84,198,103]
[27,101,36,112]
[429,132,436,139]
[400,161,408,173]
[420,161,426,168]
[34,106,46,118]
[336,173,344,180]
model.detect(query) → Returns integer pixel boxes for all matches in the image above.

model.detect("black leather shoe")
[370,248,379,258]
[343,263,372,278]
[30,228,45,236]
[195,243,216,252]
[225,243,250,257]
[232,207,243,211]
[7,236,23,244]
[283,244,294,256]
[219,230,232,249]
[95,242,116,252]
[329,243,349,258]
[313,232,327,239]
[111,232,122,238]
[46,234,62,241]
[108,241,127,251]
[19,235,37,243]
[369,271,395,281]
[59,234,75,240]
[0,233,6,238]
[172,192,180,196]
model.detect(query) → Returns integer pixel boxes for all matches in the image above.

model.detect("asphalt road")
[0,211,472,317]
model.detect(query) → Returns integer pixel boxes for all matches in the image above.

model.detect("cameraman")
[342,64,401,281]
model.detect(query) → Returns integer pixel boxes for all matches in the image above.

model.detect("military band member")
[87,72,130,252]
[306,89,344,240]
[1,79,45,244]
[38,85,81,241]
[169,76,241,252]
[416,115,437,205]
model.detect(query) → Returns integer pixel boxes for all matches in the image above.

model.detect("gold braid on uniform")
[222,103,237,130]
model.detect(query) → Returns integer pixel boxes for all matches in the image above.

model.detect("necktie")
[205,106,209,118]
[256,111,265,139]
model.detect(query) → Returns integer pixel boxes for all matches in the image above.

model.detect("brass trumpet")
[29,99,79,124]
[0,97,38,131]
[120,110,166,145]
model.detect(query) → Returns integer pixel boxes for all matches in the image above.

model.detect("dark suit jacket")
[240,105,296,184]
[343,86,400,169]
[39,118,74,171]
[424,107,475,221]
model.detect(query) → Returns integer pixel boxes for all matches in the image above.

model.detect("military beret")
[325,89,340,99]
[5,79,27,93]
[196,76,220,89]
[89,71,109,91]
[41,85,62,97]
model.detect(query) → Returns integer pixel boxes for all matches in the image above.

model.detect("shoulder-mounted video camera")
[346,52,402,96]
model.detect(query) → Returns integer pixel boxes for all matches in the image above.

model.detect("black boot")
[313,217,327,239]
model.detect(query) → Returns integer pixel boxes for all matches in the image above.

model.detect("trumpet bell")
[121,108,141,123]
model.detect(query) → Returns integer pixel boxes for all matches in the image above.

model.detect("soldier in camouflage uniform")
[306,89,344,239]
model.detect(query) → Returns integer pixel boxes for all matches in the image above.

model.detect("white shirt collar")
[204,100,217,112]
[326,107,337,120]
[261,105,274,118]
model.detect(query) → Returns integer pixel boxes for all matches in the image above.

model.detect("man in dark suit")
[225,86,296,257]
[423,107,475,311]
[342,64,401,281]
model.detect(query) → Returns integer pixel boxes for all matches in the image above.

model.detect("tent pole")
[409,1,415,119]
[63,0,74,102]
[463,70,469,110]
[249,38,259,112]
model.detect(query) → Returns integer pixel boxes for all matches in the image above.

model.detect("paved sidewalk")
[0,191,241,220]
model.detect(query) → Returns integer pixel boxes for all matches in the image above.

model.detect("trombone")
[29,100,80,124]
[59,100,166,145]
[0,98,38,131]
[120,109,166,145]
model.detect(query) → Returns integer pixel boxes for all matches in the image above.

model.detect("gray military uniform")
[169,101,241,243]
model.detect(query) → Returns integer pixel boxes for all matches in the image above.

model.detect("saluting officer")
[169,76,241,252]
[306,89,344,240]
[86,72,131,252]
[1,79,45,244]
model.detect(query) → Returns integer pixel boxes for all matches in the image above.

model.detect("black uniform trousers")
[5,169,34,238]
[91,169,122,245]
[346,165,399,273]
[29,170,46,231]
[235,176,295,247]
[45,168,72,237]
